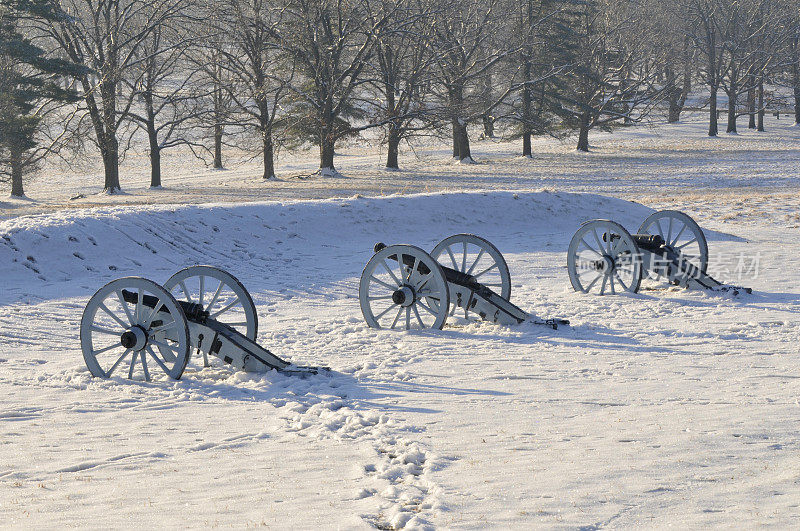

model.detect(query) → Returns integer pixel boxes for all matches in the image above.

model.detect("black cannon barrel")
[120,289,208,322]
[374,242,481,288]
[631,234,665,253]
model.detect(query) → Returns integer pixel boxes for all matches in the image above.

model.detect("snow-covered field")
[1,115,800,528]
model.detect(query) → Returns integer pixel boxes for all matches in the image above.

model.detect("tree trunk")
[454,120,472,162]
[747,82,756,129]
[520,0,533,157]
[793,36,800,125]
[449,85,465,159]
[319,95,336,172]
[708,87,718,137]
[620,67,631,124]
[143,90,161,188]
[669,37,692,123]
[707,30,718,137]
[451,120,460,159]
[82,80,121,192]
[9,148,24,197]
[668,103,681,123]
[480,70,494,137]
[795,83,800,126]
[577,113,590,152]
[320,136,335,171]
[262,130,275,179]
[726,84,737,133]
[668,90,682,123]
[148,130,161,188]
[522,133,532,158]
[101,80,121,193]
[212,61,224,169]
[384,80,400,169]
[386,125,400,169]
[757,77,765,132]
[213,123,223,169]
[482,114,494,138]
[103,135,121,193]
[667,66,682,123]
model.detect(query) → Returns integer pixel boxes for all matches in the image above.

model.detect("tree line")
[1,0,799,197]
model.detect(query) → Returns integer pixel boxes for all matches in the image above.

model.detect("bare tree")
[478,65,496,138]
[554,0,663,151]
[202,0,293,180]
[428,0,515,163]
[772,2,799,126]
[273,0,389,176]
[186,3,236,170]
[362,0,437,170]
[793,28,800,125]
[717,1,769,134]
[125,7,206,188]
[46,0,185,192]
[652,0,695,123]
[685,0,728,136]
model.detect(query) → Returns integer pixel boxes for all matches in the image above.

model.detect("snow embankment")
[1,191,653,298]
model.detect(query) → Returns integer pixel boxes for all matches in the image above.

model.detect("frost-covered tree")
[428,0,514,163]
[792,27,800,125]
[684,0,728,136]
[209,0,292,180]
[364,0,436,170]
[649,0,695,123]
[682,0,783,135]
[761,0,799,129]
[717,1,770,134]
[186,2,236,170]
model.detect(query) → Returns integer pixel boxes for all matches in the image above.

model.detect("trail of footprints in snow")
[13,359,444,528]
[277,398,441,529]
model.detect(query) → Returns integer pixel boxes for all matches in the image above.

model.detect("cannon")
[566,210,751,296]
[80,266,322,381]
[359,233,569,330]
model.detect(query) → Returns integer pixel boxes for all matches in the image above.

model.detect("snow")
[1,114,800,527]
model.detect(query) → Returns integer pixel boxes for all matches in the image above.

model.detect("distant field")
[3,112,799,220]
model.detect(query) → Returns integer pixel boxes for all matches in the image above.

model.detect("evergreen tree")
[546,0,661,151]
[0,0,83,197]
[511,0,581,157]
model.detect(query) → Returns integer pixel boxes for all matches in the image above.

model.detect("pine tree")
[512,0,582,157]
[0,0,83,197]
[546,0,661,151]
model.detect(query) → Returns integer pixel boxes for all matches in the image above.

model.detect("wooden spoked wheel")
[567,220,643,295]
[80,277,190,380]
[360,245,450,330]
[638,210,708,278]
[163,265,257,340]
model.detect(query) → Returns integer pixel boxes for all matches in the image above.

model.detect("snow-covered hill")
[0,191,656,301]
[1,188,798,528]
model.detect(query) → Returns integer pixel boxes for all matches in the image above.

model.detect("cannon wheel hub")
[392,286,416,307]
[120,326,148,351]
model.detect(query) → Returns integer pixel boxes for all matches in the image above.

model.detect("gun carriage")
[567,210,751,296]
[80,266,320,381]
[359,234,568,330]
